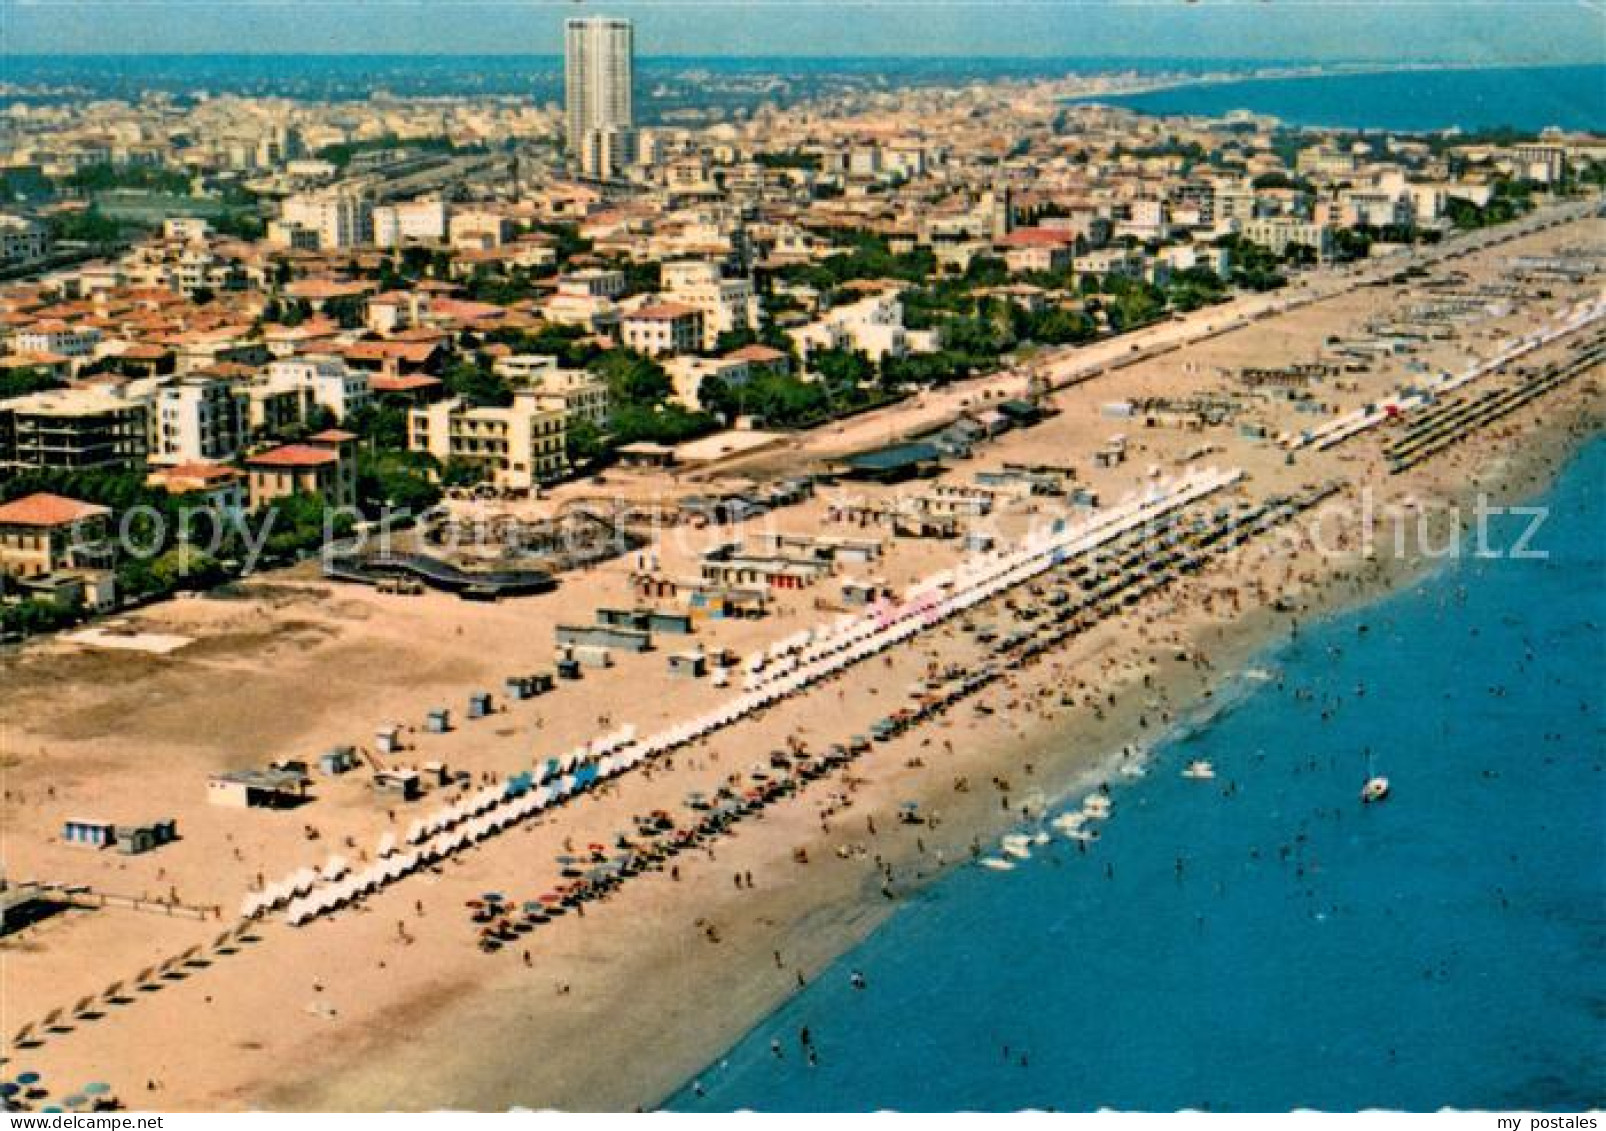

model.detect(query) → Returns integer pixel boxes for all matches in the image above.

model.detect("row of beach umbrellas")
[265,466,1241,928]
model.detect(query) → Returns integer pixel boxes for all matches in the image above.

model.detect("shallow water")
[668,438,1606,1112]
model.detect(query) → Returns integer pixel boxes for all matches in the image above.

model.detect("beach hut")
[667,651,707,679]
[375,726,403,755]
[372,769,423,801]
[114,819,177,856]
[319,746,360,775]
[425,709,452,734]
[62,819,115,849]
[467,692,493,720]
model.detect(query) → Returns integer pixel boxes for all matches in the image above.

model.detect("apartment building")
[274,192,374,251]
[660,260,760,351]
[408,392,568,491]
[0,215,51,266]
[372,199,449,248]
[264,356,372,421]
[150,375,250,465]
[620,303,704,357]
[0,386,148,473]
[1241,217,1336,261]
[13,320,102,360]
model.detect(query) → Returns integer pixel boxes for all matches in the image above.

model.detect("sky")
[0,0,1602,61]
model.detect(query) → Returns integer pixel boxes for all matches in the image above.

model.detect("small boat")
[1000,835,1033,861]
[1361,776,1391,804]
[1082,794,1112,819]
[978,857,1015,871]
[1182,760,1216,780]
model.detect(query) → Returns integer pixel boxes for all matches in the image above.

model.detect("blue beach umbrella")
[0,1083,20,1098]
[14,1074,39,1086]
[82,1084,111,1096]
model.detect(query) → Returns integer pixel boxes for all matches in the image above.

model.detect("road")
[699,195,1599,477]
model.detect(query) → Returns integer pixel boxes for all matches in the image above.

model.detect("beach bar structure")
[207,768,312,809]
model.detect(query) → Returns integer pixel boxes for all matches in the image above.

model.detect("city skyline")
[0,0,1599,62]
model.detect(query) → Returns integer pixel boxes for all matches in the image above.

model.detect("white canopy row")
[265,467,1242,928]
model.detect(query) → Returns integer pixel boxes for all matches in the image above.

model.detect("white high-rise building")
[565,16,635,179]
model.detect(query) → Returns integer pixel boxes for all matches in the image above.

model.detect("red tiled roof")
[628,303,699,322]
[371,373,444,394]
[726,344,787,363]
[308,429,358,444]
[149,462,244,487]
[245,444,340,469]
[1001,228,1077,249]
[0,492,111,528]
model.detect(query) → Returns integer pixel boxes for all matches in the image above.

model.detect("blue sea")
[668,438,1606,1112]
[9,57,1601,136]
[1084,64,1606,133]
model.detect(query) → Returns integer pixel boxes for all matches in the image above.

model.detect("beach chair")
[72,995,96,1018]
[39,1008,63,1032]
[102,981,124,1003]
[11,1023,33,1047]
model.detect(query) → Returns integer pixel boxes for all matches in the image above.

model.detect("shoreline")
[653,392,1606,1112]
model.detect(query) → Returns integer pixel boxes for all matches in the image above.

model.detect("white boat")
[1000,835,1033,860]
[978,857,1015,871]
[1361,776,1391,804]
[1051,812,1087,835]
[1082,794,1112,819]
[1065,827,1100,843]
[1182,760,1216,780]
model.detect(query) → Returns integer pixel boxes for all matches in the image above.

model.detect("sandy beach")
[2,207,1600,1111]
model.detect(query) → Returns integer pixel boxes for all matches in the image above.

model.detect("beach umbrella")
[81,1084,110,1098]
[15,1074,40,1087]
[0,1084,19,1099]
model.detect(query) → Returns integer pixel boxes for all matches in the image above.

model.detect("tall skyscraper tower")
[564,16,635,180]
